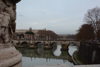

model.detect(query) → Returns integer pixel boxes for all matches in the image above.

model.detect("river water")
[16,44,78,67]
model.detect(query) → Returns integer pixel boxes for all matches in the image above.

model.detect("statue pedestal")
[0,0,21,66]
[0,45,22,67]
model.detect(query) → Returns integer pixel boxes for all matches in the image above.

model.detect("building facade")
[13,28,57,40]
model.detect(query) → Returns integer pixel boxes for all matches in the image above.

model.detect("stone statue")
[0,0,20,45]
[0,0,22,67]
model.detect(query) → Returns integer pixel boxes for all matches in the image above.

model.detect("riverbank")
[72,50,86,65]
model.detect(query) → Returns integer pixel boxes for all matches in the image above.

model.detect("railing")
[79,41,100,64]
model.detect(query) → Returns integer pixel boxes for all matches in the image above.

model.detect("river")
[16,44,78,67]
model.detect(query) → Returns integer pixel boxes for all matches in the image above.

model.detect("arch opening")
[21,41,28,45]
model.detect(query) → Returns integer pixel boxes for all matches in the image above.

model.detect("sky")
[16,0,100,34]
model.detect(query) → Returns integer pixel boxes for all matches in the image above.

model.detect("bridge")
[12,39,80,49]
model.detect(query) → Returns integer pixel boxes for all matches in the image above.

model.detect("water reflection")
[68,44,78,56]
[17,48,70,60]
[53,44,61,56]
[16,45,77,67]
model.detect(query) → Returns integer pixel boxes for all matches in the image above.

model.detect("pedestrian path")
[24,63,72,67]
[24,64,100,67]
[74,65,100,67]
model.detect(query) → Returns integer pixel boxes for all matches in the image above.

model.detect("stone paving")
[24,63,100,67]
[74,65,100,67]
[24,64,72,67]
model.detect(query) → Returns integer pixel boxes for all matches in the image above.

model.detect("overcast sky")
[16,0,100,34]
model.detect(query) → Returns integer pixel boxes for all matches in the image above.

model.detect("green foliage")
[25,31,34,35]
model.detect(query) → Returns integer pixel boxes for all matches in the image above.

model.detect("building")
[13,28,57,40]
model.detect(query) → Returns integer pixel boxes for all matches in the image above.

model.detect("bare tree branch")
[84,7,100,36]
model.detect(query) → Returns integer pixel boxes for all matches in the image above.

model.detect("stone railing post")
[0,0,22,67]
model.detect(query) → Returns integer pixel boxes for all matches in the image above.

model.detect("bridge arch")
[50,42,56,47]
[67,41,79,48]
[50,42,57,50]
[21,41,29,45]
[34,42,44,46]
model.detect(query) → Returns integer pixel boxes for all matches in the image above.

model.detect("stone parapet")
[23,63,100,67]
[23,63,71,67]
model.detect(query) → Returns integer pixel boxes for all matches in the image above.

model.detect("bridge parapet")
[12,40,80,49]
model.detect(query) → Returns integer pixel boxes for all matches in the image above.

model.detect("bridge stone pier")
[12,40,80,50]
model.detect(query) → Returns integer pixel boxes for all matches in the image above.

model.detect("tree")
[25,31,34,35]
[76,24,94,40]
[37,30,57,40]
[67,34,76,40]
[84,7,100,38]
[37,30,47,39]
[46,30,57,40]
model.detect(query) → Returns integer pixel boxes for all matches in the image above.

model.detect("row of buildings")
[13,28,57,40]
[13,28,76,41]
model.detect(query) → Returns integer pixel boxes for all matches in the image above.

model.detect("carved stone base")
[0,45,22,67]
